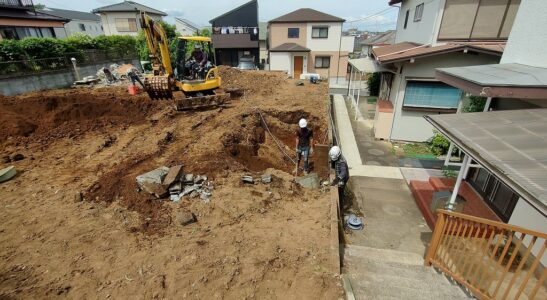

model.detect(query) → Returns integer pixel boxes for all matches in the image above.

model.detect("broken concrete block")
[194,175,206,184]
[181,185,198,196]
[176,211,196,226]
[241,175,254,184]
[295,173,320,189]
[163,165,184,187]
[200,190,212,201]
[261,174,272,184]
[170,194,182,202]
[73,192,83,203]
[0,166,16,183]
[169,182,182,194]
[184,174,194,183]
[190,190,200,198]
[136,166,170,198]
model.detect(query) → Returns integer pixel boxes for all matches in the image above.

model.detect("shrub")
[0,39,27,61]
[429,130,453,156]
[464,95,487,112]
[367,72,381,96]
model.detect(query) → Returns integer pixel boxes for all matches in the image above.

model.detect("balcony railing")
[425,210,547,299]
[0,0,34,8]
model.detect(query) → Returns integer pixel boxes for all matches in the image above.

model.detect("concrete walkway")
[332,94,469,299]
[333,95,402,179]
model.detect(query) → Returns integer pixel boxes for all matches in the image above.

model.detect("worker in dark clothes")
[329,146,349,196]
[295,118,314,174]
[126,67,144,88]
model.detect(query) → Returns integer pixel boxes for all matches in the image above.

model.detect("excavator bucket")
[174,93,231,111]
[144,76,173,100]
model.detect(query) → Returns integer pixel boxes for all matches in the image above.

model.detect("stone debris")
[176,210,196,226]
[136,165,213,204]
[261,174,272,184]
[136,166,170,198]
[241,175,254,184]
[163,165,184,187]
[295,173,320,189]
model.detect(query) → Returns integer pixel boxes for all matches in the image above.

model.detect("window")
[315,56,330,68]
[404,10,409,29]
[311,27,328,38]
[438,0,521,40]
[115,18,138,32]
[0,27,18,39]
[39,27,54,38]
[467,168,519,222]
[403,81,461,109]
[414,3,424,22]
[79,23,86,31]
[288,28,299,38]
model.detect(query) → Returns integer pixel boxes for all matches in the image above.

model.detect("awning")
[425,109,547,215]
[269,42,310,52]
[348,57,393,73]
[436,63,547,99]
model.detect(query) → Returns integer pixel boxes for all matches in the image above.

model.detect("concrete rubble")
[241,173,272,184]
[295,173,320,189]
[136,165,214,203]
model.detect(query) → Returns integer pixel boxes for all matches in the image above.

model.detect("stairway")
[343,244,472,300]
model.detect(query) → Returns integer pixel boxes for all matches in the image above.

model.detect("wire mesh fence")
[0,49,138,79]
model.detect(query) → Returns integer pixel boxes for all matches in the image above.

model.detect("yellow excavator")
[139,13,229,110]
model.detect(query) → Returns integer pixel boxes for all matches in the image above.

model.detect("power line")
[346,6,397,24]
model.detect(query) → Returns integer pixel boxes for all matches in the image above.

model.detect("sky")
[38,0,399,31]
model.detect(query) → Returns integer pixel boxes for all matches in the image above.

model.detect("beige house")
[268,8,354,79]
[92,1,166,36]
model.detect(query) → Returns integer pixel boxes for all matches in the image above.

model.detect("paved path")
[333,95,402,179]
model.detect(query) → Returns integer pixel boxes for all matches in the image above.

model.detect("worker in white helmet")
[295,118,314,174]
[329,146,349,188]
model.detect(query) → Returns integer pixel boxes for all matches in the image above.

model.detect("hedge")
[0,34,137,62]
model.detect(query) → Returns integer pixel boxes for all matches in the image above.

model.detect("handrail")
[425,209,547,300]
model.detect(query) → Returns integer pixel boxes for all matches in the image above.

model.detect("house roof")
[0,9,68,22]
[40,8,100,21]
[259,22,267,41]
[372,42,505,64]
[349,57,394,73]
[210,0,256,22]
[361,30,396,46]
[425,109,547,214]
[388,0,403,5]
[212,33,258,49]
[91,1,166,16]
[269,8,345,23]
[174,18,199,30]
[269,43,311,52]
[436,63,547,99]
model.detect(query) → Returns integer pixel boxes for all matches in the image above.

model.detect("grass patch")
[402,143,437,159]
[367,96,378,104]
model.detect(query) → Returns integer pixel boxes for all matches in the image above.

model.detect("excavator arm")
[139,12,173,76]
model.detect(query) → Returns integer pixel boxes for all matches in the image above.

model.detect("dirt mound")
[0,86,166,143]
[219,65,286,96]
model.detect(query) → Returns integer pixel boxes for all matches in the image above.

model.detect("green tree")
[34,3,46,9]
[463,95,487,112]
[367,72,381,96]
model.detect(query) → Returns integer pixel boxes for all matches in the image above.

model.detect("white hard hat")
[329,146,341,161]
[298,118,307,128]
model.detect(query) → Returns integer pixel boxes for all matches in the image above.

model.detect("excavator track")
[144,76,173,100]
[174,92,231,111]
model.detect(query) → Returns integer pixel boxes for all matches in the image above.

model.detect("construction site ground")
[0,67,343,299]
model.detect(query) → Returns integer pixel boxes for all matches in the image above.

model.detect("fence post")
[424,211,446,266]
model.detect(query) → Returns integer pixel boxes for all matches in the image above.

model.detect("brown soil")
[0,67,342,299]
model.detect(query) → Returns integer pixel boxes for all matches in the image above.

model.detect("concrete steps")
[343,245,471,300]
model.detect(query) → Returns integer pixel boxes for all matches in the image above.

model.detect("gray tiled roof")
[40,8,100,21]
[92,1,166,16]
[270,43,310,52]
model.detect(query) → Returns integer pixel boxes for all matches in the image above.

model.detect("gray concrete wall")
[0,58,140,96]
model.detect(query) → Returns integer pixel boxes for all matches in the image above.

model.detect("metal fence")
[0,49,137,79]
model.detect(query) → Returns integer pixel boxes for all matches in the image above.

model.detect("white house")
[174,18,199,36]
[40,7,103,37]
[268,8,354,80]
[92,1,166,37]
[369,0,521,142]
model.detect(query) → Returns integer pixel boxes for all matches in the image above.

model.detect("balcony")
[0,0,34,9]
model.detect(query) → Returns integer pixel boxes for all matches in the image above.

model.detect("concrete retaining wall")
[0,58,141,96]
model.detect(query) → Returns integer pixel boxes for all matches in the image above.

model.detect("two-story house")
[268,8,354,80]
[209,0,259,67]
[40,7,103,37]
[371,0,520,142]
[92,1,166,37]
[0,0,68,40]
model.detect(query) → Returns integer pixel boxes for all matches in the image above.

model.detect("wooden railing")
[425,210,547,300]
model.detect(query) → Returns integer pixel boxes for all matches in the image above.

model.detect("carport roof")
[436,63,547,99]
[425,109,547,215]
